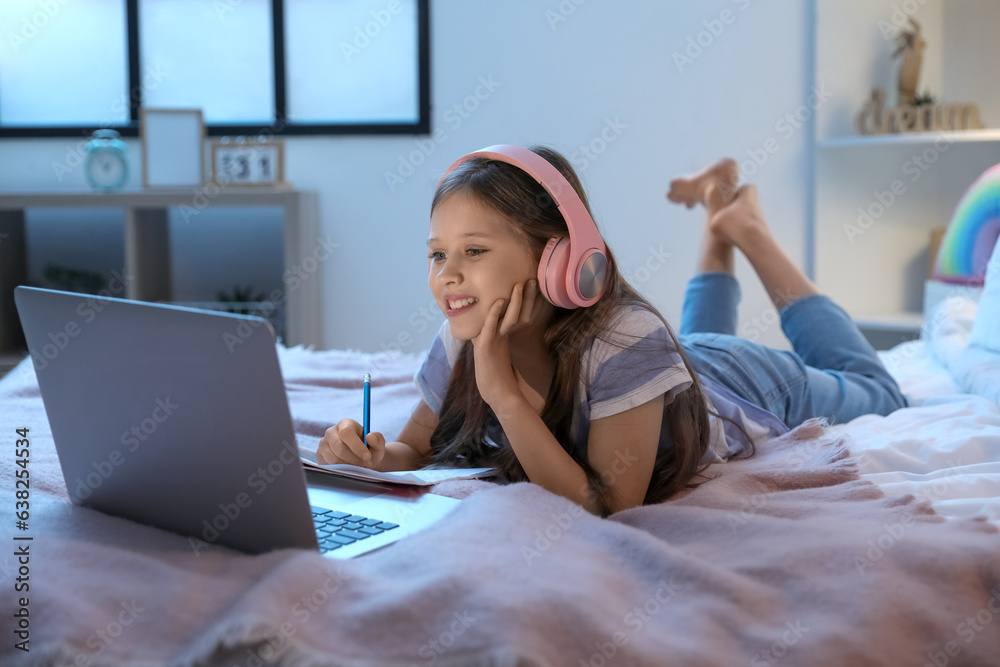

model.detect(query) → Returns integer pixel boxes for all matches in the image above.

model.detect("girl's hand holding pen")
[316,419,386,468]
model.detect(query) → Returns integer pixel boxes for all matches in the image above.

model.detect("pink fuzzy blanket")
[1,346,999,667]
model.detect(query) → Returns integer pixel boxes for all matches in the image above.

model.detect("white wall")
[0,0,814,354]
[943,0,1000,129]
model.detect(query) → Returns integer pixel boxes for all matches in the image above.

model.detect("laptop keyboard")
[311,505,399,553]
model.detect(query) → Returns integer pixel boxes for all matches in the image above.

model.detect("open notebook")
[300,451,496,487]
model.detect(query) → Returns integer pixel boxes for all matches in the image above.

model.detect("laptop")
[14,285,460,559]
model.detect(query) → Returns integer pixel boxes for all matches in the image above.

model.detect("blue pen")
[362,373,371,448]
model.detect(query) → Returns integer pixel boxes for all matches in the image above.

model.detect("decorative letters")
[856,88,984,135]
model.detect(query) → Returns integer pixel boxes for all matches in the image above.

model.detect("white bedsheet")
[834,340,1000,525]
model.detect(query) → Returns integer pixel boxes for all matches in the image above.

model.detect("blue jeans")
[678,272,907,428]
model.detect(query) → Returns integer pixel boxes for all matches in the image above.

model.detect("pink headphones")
[435,144,608,309]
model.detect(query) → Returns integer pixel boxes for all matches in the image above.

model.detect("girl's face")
[428,191,545,341]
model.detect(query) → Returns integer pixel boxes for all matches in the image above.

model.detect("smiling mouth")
[445,296,478,316]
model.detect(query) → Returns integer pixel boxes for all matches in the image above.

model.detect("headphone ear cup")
[538,237,575,309]
[577,248,608,305]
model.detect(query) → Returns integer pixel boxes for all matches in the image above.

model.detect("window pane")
[139,0,274,125]
[285,0,418,124]
[0,0,129,126]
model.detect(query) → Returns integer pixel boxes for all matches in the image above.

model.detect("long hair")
[428,146,746,516]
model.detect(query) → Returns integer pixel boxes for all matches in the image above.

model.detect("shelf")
[854,312,924,332]
[814,0,999,347]
[0,186,301,209]
[0,189,321,352]
[854,313,924,351]
[0,351,28,377]
[820,129,1000,149]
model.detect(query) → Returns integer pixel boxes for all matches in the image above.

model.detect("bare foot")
[667,158,740,211]
[707,184,770,249]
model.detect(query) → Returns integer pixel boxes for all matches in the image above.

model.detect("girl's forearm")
[492,397,600,514]
[380,441,430,472]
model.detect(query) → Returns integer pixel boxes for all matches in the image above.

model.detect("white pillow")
[950,346,1000,406]
[924,295,977,368]
[969,237,1000,354]
[923,295,1000,406]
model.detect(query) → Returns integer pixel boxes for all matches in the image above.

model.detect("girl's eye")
[467,248,486,257]
[428,251,445,262]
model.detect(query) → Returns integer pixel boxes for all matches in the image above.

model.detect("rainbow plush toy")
[933,162,1000,285]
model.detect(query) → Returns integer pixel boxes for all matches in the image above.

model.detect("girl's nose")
[434,257,460,284]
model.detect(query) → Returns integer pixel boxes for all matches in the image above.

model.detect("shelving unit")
[0,187,322,367]
[813,0,1000,348]
[820,129,1000,149]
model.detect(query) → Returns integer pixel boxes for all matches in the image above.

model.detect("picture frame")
[210,140,286,187]
[140,108,205,188]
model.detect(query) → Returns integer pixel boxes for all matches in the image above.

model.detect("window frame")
[0,0,430,138]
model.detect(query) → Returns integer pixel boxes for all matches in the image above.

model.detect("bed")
[2,288,999,667]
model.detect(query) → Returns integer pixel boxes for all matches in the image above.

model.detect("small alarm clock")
[84,129,129,190]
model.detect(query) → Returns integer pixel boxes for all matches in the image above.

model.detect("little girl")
[317,146,906,516]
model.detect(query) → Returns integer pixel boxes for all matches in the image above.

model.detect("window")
[0,0,429,137]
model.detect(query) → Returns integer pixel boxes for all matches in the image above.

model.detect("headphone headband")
[435,145,608,308]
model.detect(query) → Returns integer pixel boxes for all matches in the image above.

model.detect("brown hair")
[428,146,747,516]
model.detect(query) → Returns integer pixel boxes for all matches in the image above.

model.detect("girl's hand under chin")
[470,279,540,411]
